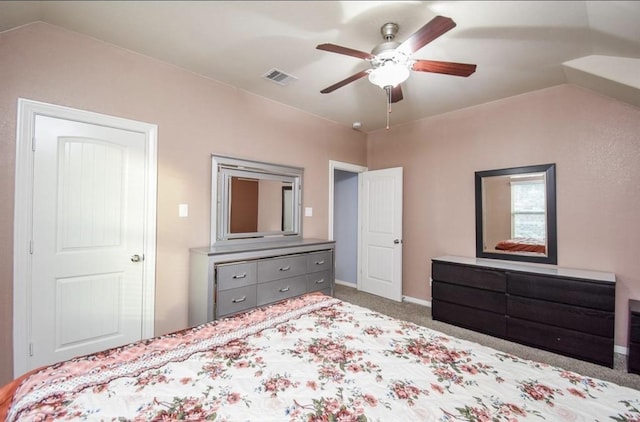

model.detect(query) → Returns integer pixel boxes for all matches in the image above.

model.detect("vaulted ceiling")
[1,1,639,132]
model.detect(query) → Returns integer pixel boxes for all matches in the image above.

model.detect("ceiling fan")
[316,15,477,125]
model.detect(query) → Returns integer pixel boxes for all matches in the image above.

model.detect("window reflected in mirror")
[475,164,557,264]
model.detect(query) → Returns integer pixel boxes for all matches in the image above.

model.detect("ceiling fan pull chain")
[386,86,391,130]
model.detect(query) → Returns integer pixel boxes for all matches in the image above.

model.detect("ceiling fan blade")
[398,16,456,54]
[390,85,403,103]
[412,59,477,77]
[320,69,370,94]
[316,43,374,60]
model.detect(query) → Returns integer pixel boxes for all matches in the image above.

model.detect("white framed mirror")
[211,155,303,246]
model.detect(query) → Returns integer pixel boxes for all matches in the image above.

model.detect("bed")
[495,237,546,254]
[2,293,639,421]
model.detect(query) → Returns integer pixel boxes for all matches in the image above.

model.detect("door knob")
[130,254,143,262]
[393,239,402,244]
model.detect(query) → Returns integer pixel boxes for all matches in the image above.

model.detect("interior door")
[359,167,403,301]
[28,114,146,369]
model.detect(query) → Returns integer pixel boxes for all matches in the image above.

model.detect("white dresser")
[189,238,335,325]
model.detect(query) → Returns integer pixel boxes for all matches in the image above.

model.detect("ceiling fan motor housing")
[371,41,400,57]
[371,23,410,68]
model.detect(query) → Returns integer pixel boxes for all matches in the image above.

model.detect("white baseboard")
[615,345,628,356]
[335,279,356,287]
[403,295,431,307]
[336,280,431,307]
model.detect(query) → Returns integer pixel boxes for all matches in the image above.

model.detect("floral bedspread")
[7,293,640,421]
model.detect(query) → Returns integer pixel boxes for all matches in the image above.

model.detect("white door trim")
[328,160,368,241]
[328,160,368,288]
[13,98,158,377]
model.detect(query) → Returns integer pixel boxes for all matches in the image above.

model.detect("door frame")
[13,98,158,377]
[328,160,367,287]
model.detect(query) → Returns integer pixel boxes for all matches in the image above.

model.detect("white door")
[359,167,403,301]
[28,114,146,369]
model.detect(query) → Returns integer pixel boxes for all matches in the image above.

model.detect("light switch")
[305,207,313,217]
[179,203,189,217]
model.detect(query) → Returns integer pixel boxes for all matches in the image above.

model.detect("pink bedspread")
[495,237,546,254]
[5,293,640,420]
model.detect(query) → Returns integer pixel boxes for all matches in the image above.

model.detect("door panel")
[359,167,403,301]
[30,115,145,369]
[58,138,125,249]
[56,273,122,348]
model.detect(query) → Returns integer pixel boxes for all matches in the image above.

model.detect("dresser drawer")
[217,285,257,317]
[257,275,307,306]
[432,299,506,338]
[507,273,615,311]
[628,342,640,374]
[508,295,614,337]
[216,261,258,291]
[308,251,332,273]
[432,262,506,292]
[307,270,331,292]
[432,280,505,313]
[258,255,307,283]
[508,317,613,367]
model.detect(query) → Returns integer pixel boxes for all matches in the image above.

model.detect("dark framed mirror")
[475,163,557,264]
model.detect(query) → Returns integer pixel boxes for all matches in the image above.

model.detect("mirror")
[211,155,303,246]
[475,163,557,264]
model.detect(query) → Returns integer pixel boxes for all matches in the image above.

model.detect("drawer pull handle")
[232,273,247,279]
[315,260,325,265]
[232,296,247,303]
[279,266,291,271]
[279,287,290,293]
[315,279,325,284]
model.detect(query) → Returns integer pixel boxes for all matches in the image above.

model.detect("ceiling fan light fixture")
[368,62,410,88]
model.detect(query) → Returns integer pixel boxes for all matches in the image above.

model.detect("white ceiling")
[1,1,639,132]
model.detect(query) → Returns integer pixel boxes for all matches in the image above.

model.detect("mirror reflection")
[482,172,547,254]
[475,164,557,264]
[229,177,293,234]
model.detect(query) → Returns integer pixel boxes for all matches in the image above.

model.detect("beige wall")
[482,175,512,251]
[0,23,367,384]
[368,84,640,349]
[3,21,640,386]
[257,180,283,233]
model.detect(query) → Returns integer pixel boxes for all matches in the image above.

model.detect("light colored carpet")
[333,283,640,391]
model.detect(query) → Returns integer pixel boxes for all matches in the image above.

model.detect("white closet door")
[29,114,146,369]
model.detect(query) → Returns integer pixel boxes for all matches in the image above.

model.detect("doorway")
[329,161,403,301]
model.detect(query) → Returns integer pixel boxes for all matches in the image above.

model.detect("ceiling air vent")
[263,68,298,86]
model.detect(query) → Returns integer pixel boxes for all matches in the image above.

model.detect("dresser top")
[432,255,616,283]
[191,238,335,256]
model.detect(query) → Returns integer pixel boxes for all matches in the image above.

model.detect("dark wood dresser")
[628,299,640,374]
[431,256,616,367]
